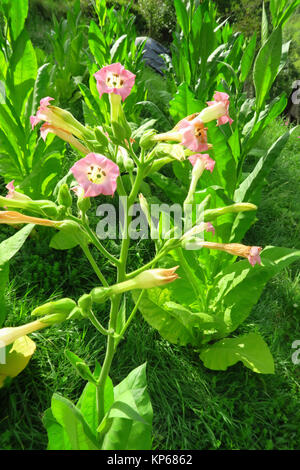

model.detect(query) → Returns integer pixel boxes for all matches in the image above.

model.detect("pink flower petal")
[5,180,15,198]
[94,63,136,101]
[206,222,215,236]
[207,91,233,126]
[71,153,120,197]
[188,153,215,173]
[178,118,210,152]
[248,246,262,266]
[40,123,52,141]
[30,97,54,129]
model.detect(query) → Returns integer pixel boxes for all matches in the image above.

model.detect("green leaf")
[232,129,292,242]
[169,82,202,123]
[277,0,300,28]
[43,408,72,450]
[50,231,79,250]
[136,101,171,131]
[50,393,99,450]
[4,0,28,42]
[100,363,153,450]
[174,0,190,37]
[261,2,268,45]
[199,333,274,373]
[0,263,9,327]
[208,246,300,336]
[8,29,37,116]
[31,63,51,117]
[0,224,35,266]
[253,27,282,111]
[132,288,199,346]
[77,365,114,434]
[88,20,106,66]
[65,350,96,384]
[240,33,257,83]
[204,123,237,199]
[49,222,89,251]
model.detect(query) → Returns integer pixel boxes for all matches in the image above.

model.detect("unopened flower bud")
[204,203,257,221]
[58,184,72,208]
[116,146,134,171]
[31,298,76,317]
[78,294,93,316]
[90,287,111,304]
[140,129,157,149]
[39,313,70,325]
[111,267,180,294]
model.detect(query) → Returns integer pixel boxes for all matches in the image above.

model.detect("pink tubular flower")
[94,63,136,101]
[207,91,233,126]
[177,117,211,152]
[71,153,120,198]
[188,153,215,173]
[194,242,262,267]
[30,97,54,130]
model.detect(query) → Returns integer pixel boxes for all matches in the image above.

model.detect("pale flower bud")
[114,267,179,293]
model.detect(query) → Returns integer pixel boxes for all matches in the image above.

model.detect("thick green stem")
[96,294,121,426]
[95,164,146,431]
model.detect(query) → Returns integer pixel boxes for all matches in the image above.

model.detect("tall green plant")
[0,0,65,198]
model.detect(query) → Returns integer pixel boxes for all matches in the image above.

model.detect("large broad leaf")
[199,332,274,373]
[100,363,153,451]
[169,82,203,124]
[48,393,100,450]
[253,27,282,111]
[208,246,300,336]
[43,408,72,451]
[132,283,216,346]
[0,335,36,388]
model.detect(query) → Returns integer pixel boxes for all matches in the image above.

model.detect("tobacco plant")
[0,56,299,450]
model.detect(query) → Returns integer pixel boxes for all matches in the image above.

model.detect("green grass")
[0,120,299,450]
